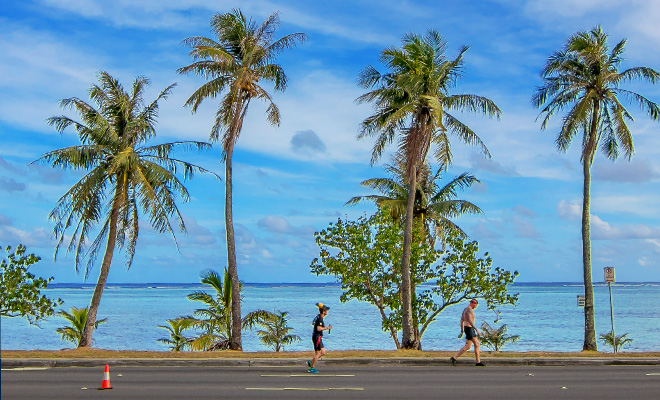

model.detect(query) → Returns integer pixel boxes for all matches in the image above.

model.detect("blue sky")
[2,1,660,284]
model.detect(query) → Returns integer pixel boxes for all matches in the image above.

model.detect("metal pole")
[608,282,616,353]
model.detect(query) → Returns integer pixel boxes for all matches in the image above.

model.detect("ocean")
[1,282,659,352]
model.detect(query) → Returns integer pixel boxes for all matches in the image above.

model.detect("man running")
[307,303,332,374]
[451,298,485,367]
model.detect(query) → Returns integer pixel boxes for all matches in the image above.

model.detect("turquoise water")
[1,282,659,352]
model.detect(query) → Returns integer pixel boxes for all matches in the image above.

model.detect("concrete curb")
[2,357,659,368]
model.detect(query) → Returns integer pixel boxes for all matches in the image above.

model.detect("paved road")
[2,364,660,399]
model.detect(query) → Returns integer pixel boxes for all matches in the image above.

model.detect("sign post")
[604,267,616,352]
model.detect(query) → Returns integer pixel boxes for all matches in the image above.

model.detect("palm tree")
[56,306,107,347]
[346,156,482,248]
[35,72,214,348]
[254,310,301,352]
[479,322,520,352]
[357,30,500,348]
[186,269,270,351]
[177,9,306,350]
[600,331,633,352]
[533,26,660,351]
[158,317,193,351]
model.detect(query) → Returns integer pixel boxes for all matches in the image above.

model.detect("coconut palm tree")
[56,306,107,347]
[158,317,193,351]
[186,269,270,351]
[254,310,301,352]
[357,30,500,348]
[600,331,633,352]
[479,322,520,352]
[346,156,482,248]
[35,72,214,348]
[533,26,660,351]
[177,9,306,350]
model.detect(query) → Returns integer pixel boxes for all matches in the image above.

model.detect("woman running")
[307,302,332,374]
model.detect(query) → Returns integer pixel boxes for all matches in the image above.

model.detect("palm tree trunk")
[225,143,242,351]
[582,158,597,351]
[582,106,599,351]
[400,169,417,349]
[78,188,121,348]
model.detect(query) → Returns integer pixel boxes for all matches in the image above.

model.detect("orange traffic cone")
[98,364,112,390]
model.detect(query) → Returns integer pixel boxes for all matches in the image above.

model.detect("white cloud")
[593,158,660,183]
[0,225,52,247]
[258,215,293,234]
[557,200,581,220]
[591,215,660,240]
[592,194,660,219]
[524,0,621,18]
[512,215,540,239]
[513,204,536,218]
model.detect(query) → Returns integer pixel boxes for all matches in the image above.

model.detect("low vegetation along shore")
[2,349,659,359]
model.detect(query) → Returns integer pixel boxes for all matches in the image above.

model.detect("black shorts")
[464,327,477,341]
[313,336,324,351]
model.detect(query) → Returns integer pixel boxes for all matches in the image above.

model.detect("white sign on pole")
[577,295,585,307]
[604,267,615,283]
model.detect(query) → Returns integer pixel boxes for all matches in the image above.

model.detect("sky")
[1,0,660,284]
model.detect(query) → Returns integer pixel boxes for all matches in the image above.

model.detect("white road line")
[1,367,49,371]
[246,387,364,391]
[646,373,660,376]
[260,374,355,377]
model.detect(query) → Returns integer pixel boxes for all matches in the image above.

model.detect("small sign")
[577,295,585,307]
[604,267,615,283]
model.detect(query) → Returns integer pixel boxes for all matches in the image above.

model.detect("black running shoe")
[476,362,486,367]
[450,357,457,366]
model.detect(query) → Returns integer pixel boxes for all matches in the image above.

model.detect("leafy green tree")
[311,212,518,349]
[185,269,270,351]
[357,30,500,348]
[1,244,62,324]
[158,317,194,351]
[533,26,660,351]
[34,72,213,348]
[254,310,301,352]
[178,9,306,351]
[346,156,481,247]
[600,331,633,352]
[56,306,107,346]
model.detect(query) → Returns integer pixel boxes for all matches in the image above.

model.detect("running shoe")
[450,357,457,366]
[308,368,319,374]
[476,362,486,367]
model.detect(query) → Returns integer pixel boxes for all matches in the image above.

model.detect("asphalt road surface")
[2,364,660,399]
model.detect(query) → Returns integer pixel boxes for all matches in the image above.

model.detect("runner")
[451,298,485,366]
[307,302,332,374]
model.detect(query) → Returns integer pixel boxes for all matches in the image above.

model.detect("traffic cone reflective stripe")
[98,364,112,390]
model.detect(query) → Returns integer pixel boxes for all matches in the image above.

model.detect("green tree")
[34,72,213,348]
[357,31,500,348]
[346,156,481,247]
[158,317,193,351]
[178,9,306,350]
[185,269,270,351]
[56,306,107,347]
[533,26,660,351]
[254,310,301,352]
[1,244,62,324]
[310,212,518,349]
[600,331,633,352]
